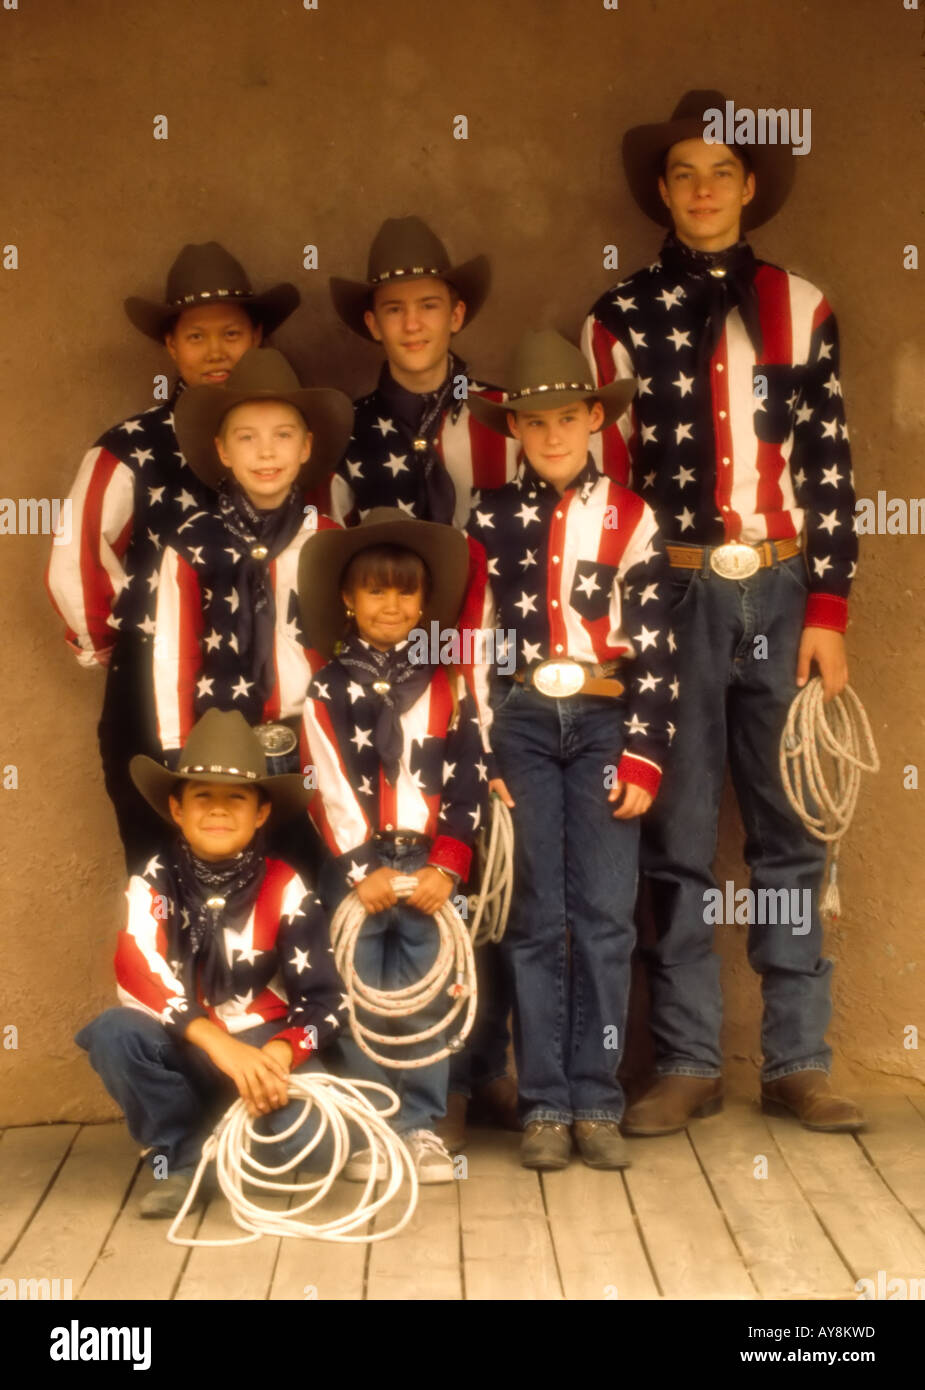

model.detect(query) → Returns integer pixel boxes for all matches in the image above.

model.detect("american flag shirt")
[46,382,215,666]
[329,368,520,529]
[153,506,340,754]
[301,652,486,886]
[582,243,857,633]
[114,853,345,1065]
[466,456,677,796]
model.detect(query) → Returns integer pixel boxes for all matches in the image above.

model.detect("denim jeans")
[448,942,512,1098]
[640,550,833,1083]
[489,682,638,1127]
[75,1008,340,1173]
[320,842,449,1135]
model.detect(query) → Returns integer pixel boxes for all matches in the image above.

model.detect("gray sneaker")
[405,1129,455,1184]
[520,1121,572,1170]
[573,1120,632,1170]
[139,1165,206,1219]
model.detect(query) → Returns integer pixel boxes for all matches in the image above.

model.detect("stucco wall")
[1,0,921,1123]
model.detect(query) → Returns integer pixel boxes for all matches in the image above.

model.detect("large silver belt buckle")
[709,542,760,580]
[531,659,587,698]
[254,722,298,756]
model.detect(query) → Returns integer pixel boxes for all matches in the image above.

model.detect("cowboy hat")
[622,89,795,232]
[466,329,636,437]
[329,216,490,340]
[130,708,309,826]
[124,241,300,341]
[298,507,470,660]
[173,347,354,491]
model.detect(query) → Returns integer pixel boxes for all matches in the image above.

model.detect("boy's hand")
[608,781,654,819]
[797,627,848,702]
[405,866,453,914]
[261,1038,293,1073]
[356,866,401,915]
[203,1033,291,1116]
[489,778,515,807]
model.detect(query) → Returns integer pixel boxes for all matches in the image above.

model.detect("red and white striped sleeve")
[153,546,205,754]
[115,874,206,1032]
[45,446,135,667]
[580,313,637,486]
[300,683,375,877]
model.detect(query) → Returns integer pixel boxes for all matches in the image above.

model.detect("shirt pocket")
[753,364,798,446]
[569,559,618,624]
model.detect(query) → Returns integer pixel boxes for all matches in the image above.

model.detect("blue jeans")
[640,550,833,1083]
[320,842,449,1135]
[75,1008,338,1172]
[448,942,512,1098]
[489,683,638,1127]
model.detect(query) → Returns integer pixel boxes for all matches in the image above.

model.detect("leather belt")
[667,536,802,579]
[512,658,624,700]
[374,830,430,848]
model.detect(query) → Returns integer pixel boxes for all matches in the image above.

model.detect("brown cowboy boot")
[470,1074,521,1131]
[761,1070,865,1133]
[435,1091,469,1153]
[621,1075,724,1137]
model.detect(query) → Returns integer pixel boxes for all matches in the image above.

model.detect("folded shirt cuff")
[617,752,662,798]
[429,835,472,882]
[271,1025,316,1067]
[804,592,849,633]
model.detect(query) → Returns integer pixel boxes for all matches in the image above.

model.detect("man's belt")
[373,829,431,848]
[666,536,802,580]
[512,658,624,700]
[253,718,300,757]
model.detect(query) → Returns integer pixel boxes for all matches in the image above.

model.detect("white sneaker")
[405,1129,455,1184]
[343,1139,388,1183]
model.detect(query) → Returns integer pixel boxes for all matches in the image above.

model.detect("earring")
[345,606,355,618]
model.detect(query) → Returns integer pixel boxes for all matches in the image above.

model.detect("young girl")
[298,509,486,1182]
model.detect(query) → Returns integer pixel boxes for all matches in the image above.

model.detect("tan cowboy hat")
[130,709,309,826]
[298,508,470,660]
[329,216,490,340]
[174,347,354,492]
[622,89,795,232]
[467,329,636,437]
[124,241,300,341]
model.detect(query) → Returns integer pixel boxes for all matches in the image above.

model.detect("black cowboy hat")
[173,347,354,492]
[467,329,636,437]
[622,89,796,232]
[298,507,470,661]
[130,708,309,826]
[124,241,300,341]
[329,216,490,341]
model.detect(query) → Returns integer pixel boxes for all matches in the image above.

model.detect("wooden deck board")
[268,1181,367,1300]
[175,1182,285,1302]
[458,1132,562,1301]
[542,1163,659,1300]
[853,1095,925,1232]
[0,1124,79,1263]
[366,1182,462,1301]
[81,1163,198,1301]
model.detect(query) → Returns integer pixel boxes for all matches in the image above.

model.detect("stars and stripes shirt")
[153,507,340,753]
[301,656,486,885]
[329,375,520,529]
[466,457,677,796]
[582,249,857,633]
[46,382,215,666]
[114,853,346,1065]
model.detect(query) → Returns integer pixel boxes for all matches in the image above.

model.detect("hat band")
[167,288,254,307]
[507,380,596,402]
[180,763,260,780]
[369,265,443,286]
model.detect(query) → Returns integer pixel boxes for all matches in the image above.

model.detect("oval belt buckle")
[709,542,760,580]
[254,722,298,756]
[532,659,586,699]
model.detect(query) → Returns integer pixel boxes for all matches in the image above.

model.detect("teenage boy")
[466,330,676,1171]
[47,242,300,872]
[582,89,863,1133]
[75,709,346,1219]
[298,510,485,1182]
[331,216,521,1143]
[152,347,353,879]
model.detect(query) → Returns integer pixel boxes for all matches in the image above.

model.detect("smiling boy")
[47,243,299,872]
[582,89,863,1133]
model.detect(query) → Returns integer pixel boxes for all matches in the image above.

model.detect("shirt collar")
[377,360,449,433]
[519,452,600,503]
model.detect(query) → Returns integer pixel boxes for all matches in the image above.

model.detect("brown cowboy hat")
[467,329,636,437]
[622,89,796,232]
[124,241,300,341]
[130,708,309,826]
[329,216,491,340]
[298,507,470,661]
[174,347,354,492]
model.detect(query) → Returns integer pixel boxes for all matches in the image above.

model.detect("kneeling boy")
[75,708,347,1218]
[467,330,676,1171]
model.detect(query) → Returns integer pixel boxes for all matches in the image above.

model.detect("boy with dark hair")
[75,709,346,1219]
[467,330,676,1171]
[582,89,863,1134]
[47,242,299,872]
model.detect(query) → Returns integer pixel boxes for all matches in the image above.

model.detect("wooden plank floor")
[2,1093,923,1301]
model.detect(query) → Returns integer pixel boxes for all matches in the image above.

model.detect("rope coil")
[468,795,515,946]
[779,678,880,920]
[166,1074,418,1247]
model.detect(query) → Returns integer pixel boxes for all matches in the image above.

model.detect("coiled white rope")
[330,875,477,1070]
[468,795,515,946]
[779,678,880,920]
[166,1074,417,1247]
